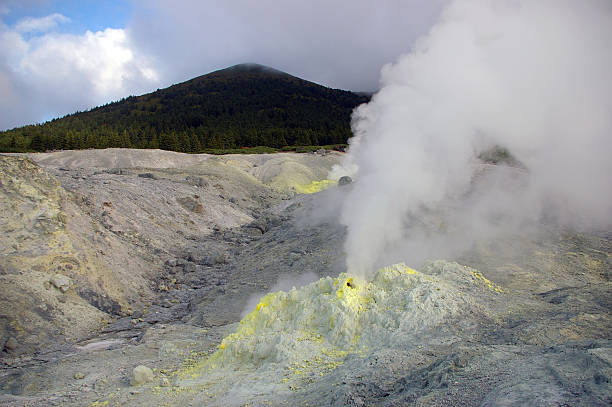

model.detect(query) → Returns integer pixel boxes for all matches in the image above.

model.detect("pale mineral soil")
[0,148,610,407]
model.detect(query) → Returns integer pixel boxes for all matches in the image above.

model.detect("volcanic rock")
[51,274,72,293]
[338,175,352,186]
[131,365,154,386]
[4,337,18,351]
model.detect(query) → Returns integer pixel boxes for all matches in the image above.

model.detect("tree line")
[0,64,369,153]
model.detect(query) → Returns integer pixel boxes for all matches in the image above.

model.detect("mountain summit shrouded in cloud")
[333,0,612,276]
[0,1,445,130]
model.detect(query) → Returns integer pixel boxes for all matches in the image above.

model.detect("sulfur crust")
[292,179,337,194]
[182,263,472,378]
[175,260,504,403]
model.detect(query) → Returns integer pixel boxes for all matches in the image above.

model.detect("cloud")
[129,0,446,92]
[14,12,69,33]
[0,15,159,129]
[20,28,158,95]
[333,0,612,275]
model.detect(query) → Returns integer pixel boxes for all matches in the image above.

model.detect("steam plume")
[333,0,612,275]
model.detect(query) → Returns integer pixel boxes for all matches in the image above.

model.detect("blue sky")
[3,0,132,33]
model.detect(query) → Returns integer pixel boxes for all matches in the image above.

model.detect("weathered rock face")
[0,156,110,354]
[0,155,212,354]
[0,150,345,356]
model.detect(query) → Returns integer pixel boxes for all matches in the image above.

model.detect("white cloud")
[20,28,158,95]
[0,19,159,129]
[15,12,69,33]
[129,0,446,92]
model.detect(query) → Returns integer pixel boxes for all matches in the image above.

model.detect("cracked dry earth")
[0,148,610,407]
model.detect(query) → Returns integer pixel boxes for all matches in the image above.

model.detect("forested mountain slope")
[0,64,369,152]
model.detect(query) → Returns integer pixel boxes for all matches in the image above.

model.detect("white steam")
[333,0,612,276]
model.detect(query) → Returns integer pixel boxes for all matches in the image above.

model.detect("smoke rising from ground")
[332,0,612,276]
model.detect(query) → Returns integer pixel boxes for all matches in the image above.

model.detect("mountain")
[0,63,370,153]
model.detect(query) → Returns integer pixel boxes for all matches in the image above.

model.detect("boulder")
[185,175,208,188]
[338,176,352,186]
[184,262,197,273]
[187,249,227,266]
[51,274,72,293]
[131,365,154,386]
[4,337,18,351]
[176,196,203,213]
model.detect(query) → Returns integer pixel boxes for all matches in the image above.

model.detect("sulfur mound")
[178,261,501,403]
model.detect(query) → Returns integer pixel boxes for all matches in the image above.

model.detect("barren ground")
[0,149,610,406]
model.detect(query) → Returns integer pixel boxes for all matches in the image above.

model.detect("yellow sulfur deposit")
[178,261,503,402]
[185,262,492,374]
[292,179,337,194]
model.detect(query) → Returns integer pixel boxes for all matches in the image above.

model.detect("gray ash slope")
[0,149,610,406]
